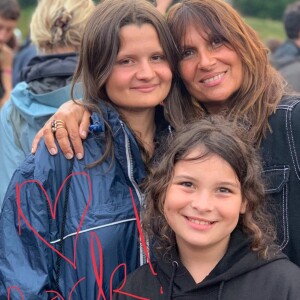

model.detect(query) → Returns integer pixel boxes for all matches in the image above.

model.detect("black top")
[113,228,300,299]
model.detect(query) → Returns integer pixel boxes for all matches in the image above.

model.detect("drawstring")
[167,261,178,300]
[218,281,224,300]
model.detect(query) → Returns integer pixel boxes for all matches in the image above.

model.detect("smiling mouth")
[187,217,215,225]
[201,72,226,84]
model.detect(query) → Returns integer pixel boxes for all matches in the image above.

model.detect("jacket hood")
[8,52,81,127]
[156,228,287,299]
[21,52,78,94]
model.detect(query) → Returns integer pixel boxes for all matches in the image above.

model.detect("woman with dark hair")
[36,0,300,267]
[0,0,185,298]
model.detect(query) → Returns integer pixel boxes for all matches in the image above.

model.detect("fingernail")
[76,153,83,160]
[65,153,73,159]
[81,130,87,138]
[50,148,57,155]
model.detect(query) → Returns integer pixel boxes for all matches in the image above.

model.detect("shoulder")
[113,263,162,299]
[276,95,300,111]
[268,95,300,129]
[259,258,300,290]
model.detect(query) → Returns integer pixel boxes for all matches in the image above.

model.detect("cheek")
[159,65,173,87]
[179,61,191,81]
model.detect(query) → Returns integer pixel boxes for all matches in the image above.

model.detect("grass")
[17,7,286,45]
[244,16,285,43]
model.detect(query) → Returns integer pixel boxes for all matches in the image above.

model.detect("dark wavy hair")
[142,116,277,259]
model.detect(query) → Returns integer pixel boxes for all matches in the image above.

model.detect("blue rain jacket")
[0,102,147,299]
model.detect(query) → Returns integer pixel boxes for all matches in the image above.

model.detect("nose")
[197,48,216,70]
[136,60,155,80]
[190,191,213,212]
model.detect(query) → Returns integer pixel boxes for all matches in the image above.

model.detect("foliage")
[18,0,36,8]
[233,0,296,20]
[18,6,35,40]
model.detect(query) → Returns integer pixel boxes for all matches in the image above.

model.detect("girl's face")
[179,25,243,113]
[164,148,246,258]
[105,24,172,114]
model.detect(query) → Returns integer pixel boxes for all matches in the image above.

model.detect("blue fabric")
[12,40,37,87]
[0,103,147,299]
[0,81,83,208]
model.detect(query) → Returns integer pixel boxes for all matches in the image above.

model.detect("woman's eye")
[118,58,134,65]
[179,181,194,188]
[152,54,165,62]
[211,37,224,48]
[181,49,195,59]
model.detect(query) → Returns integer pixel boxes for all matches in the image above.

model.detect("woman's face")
[179,25,243,113]
[105,24,172,115]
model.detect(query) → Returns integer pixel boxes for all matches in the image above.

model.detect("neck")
[120,108,156,155]
[203,101,228,115]
[178,238,229,283]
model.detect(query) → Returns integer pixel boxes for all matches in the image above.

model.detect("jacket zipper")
[120,120,146,266]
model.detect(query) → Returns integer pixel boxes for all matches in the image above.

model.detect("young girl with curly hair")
[114,117,300,300]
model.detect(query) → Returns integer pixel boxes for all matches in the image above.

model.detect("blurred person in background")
[0,0,95,206]
[271,1,300,92]
[266,38,282,54]
[12,33,38,87]
[0,0,20,108]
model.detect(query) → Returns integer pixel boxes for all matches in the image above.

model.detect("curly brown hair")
[142,116,278,259]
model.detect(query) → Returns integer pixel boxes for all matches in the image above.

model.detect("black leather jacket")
[261,95,300,266]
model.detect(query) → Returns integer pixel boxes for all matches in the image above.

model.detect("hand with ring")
[51,120,66,133]
[31,100,91,160]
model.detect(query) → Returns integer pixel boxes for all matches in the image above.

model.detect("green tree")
[18,0,36,8]
[233,0,296,20]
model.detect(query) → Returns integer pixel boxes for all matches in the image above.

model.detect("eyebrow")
[172,176,241,188]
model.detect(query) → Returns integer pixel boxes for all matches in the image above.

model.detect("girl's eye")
[181,49,195,59]
[218,187,231,193]
[179,181,194,188]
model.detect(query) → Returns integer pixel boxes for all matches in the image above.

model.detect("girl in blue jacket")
[113,117,300,300]
[0,0,185,298]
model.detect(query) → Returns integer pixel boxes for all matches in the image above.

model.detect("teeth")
[203,72,225,84]
[189,218,212,225]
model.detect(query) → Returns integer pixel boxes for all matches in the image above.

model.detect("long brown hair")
[143,116,277,259]
[166,0,286,145]
[71,0,190,166]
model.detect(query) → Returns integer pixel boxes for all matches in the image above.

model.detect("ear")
[239,198,247,214]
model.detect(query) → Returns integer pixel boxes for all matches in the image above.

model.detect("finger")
[55,127,74,159]
[65,123,84,160]
[79,110,91,139]
[31,128,46,154]
[43,125,59,156]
